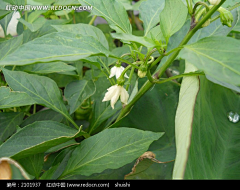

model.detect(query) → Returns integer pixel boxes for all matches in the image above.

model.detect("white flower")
[102,85,129,109]
[109,66,129,79]
[208,0,221,5]
[0,11,20,38]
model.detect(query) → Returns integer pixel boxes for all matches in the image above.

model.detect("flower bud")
[208,0,221,5]
[218,7,234,27]
[138,70,147,78]
[137,64,148,78]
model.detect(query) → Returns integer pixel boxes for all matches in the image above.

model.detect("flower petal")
[102,85,118,102]
[120,86,129,105]
[110,86,121,109]
[109,66,117,78]
[115,66,124,79]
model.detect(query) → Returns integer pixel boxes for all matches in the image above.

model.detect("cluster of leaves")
[0,0,239,179]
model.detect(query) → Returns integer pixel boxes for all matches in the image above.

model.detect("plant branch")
[156,71,204,84]
[115,0,226,122]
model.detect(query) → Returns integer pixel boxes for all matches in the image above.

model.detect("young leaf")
[78,0,132,34]
[0,32,111,66]
[64,80,96,114]
[181,36,240,87]
[184,77,240,179]
[172,62,200,179]
[139,0,165,36]
[2,69,72,123]
[0,121,82,160]
[59,127,163,178]
[160,0,188,43]
[0,112,24,143]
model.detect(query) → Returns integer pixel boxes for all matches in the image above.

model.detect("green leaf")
[0,112,24,143]
[125,157,155,179]
[146,25,165,43]
[0,11,13,36]
[27,10,47,23]
[88,100,122,134]
[0,10,10,20]
[3,0,25,5]
[164,8,239,62]
[52,23,109,49]
[17,153,44,179]
[172,62,200,179]
[0,32,111,66]
[111,33,157,48]
[0,34,23,60]
[118,0,133,10]
[54,0,80,5]
[78,0,132,34]
[2,69,73,124]
[160,0,188,43]
[103,78,180,179]
[181,36,240,87]
[18,62,76,74]
[189,9,239,44]
[139,0,165,36]
[18,17,46,32]
[0,121,82,159]
[184,77,240,179]
[0,86,36,109]
[64,80,96,114]
[59,127,163,178]
[20,109,64,127]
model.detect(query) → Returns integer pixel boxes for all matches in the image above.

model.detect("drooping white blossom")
[109,66,129,79]
[102,84,129,109]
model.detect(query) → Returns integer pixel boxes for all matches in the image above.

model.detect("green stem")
[156,71,204,84]
[126,67,135,91]
[98,58,116,85]
[88,15,97,25]
[119,65,132,80]
[193,1,210,15]
[33,104,36,114]
[146,70,156,83]
[116,0,226,122]
[12,65,16,71]
[117,58,141,69]
[149,54,165,69]
[210,2,240,23]
[164,46,183,56]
